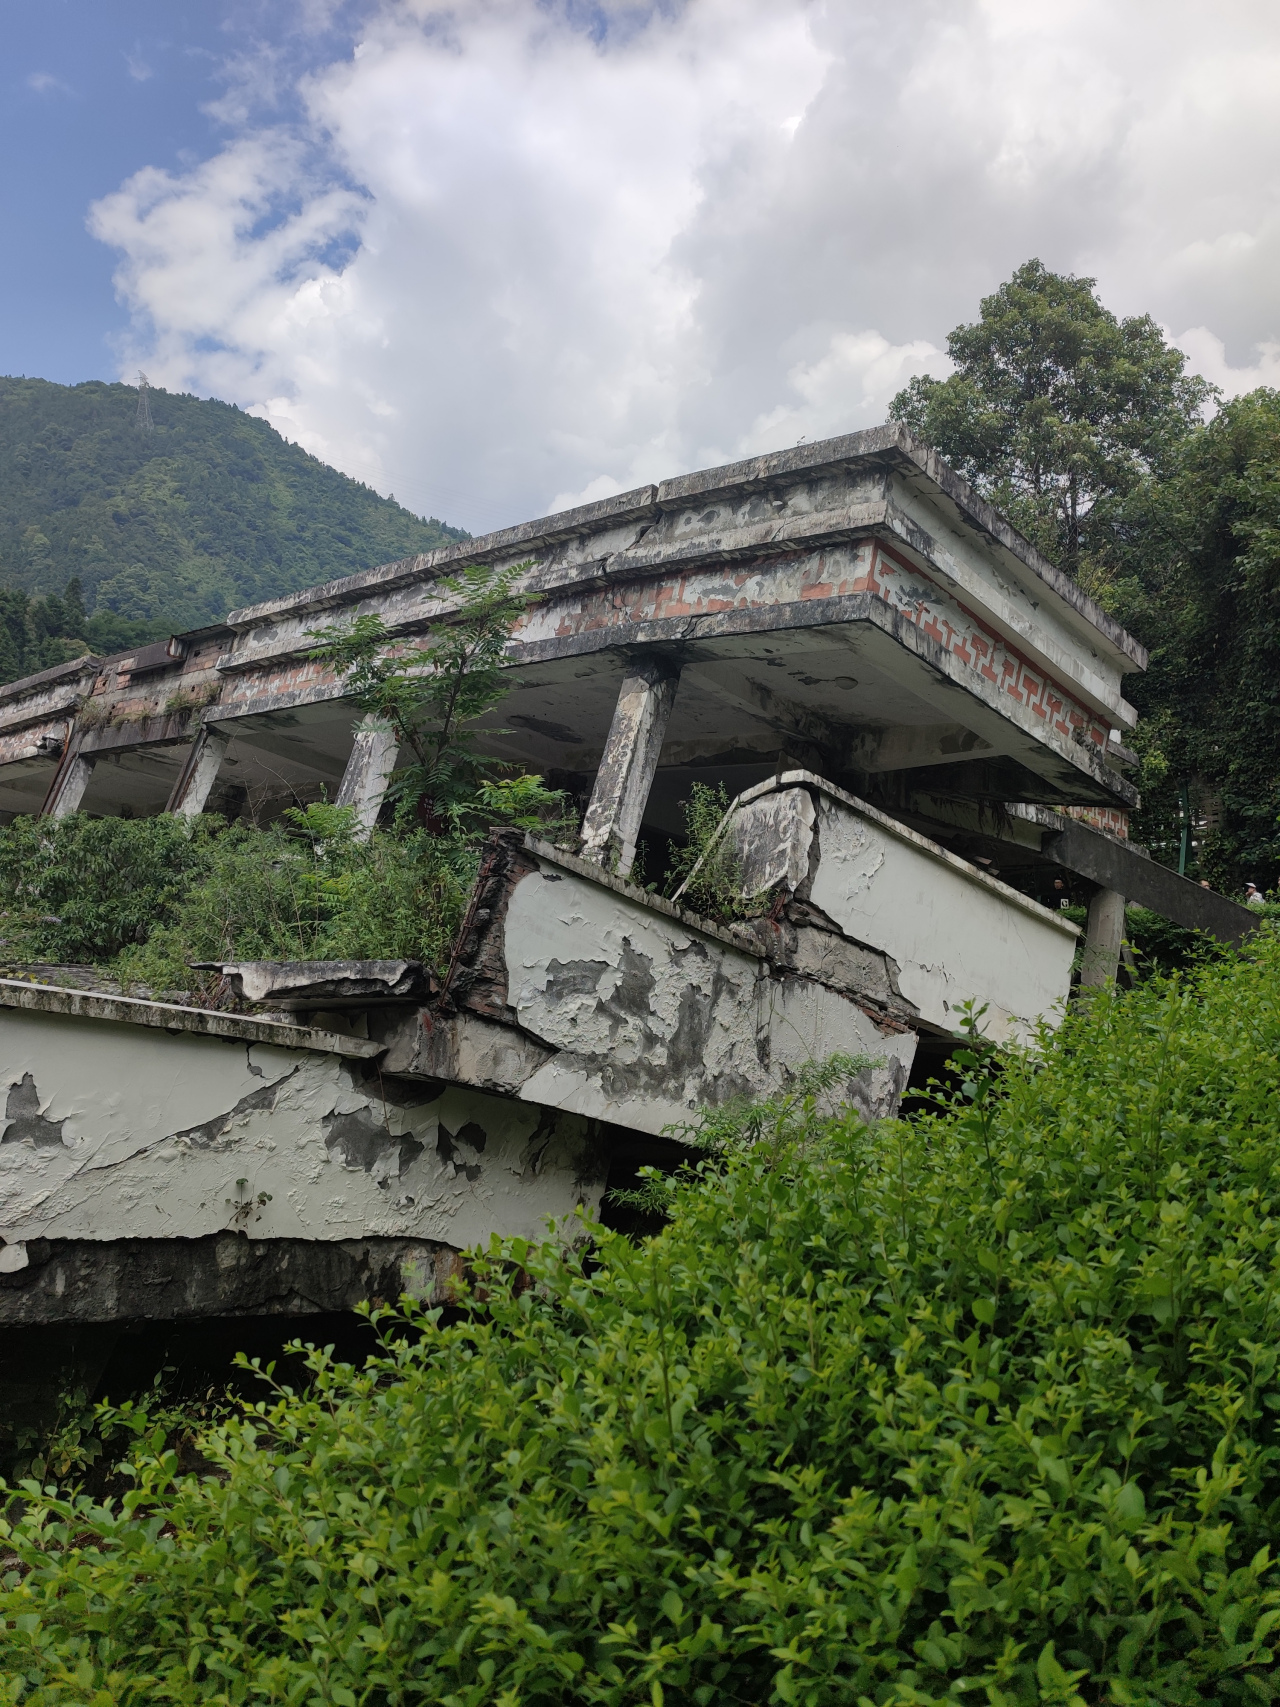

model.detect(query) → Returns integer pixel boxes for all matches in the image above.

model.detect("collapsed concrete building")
[0,425,1254,1333]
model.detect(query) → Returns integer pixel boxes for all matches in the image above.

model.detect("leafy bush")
[309,564,557,831]
[0,809,483,990]
[665,781,766,921]
[113,811,484,994]
[7,938,1280,1701]
[0,813,216,964]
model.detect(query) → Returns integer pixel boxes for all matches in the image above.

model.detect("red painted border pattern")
[858,542,1112,751]
[1064,804,1130,840]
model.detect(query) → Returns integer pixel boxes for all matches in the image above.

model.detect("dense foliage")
[6,942,1280,1702]
[1108,389,1280,888]
[890,260,1212,588]
[0,376,465,681]
[891,262,1280,893]
[0,807,481,993]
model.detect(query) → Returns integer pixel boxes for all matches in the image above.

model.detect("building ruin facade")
[0,425,1254,1328]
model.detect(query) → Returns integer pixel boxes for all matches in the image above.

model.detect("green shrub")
[0,813,216,963]
[0,809,483,991]
[112,812,483,993]
[665,781,767,920]
[7,937,1280,1701]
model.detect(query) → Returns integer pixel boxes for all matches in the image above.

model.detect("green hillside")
[0,376,467,683]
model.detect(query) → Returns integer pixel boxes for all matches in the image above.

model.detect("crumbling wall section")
[0,1008,607,1269]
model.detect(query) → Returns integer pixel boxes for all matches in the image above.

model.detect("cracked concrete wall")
[729,779,1077,1042]
[0,1009,607,1262]
[499,857,916,1134]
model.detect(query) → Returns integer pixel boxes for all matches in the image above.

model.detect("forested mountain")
[0,377,467,683]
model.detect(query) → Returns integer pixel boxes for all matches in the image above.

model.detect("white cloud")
[1172,328,1280,399]
[89,0,1280,536]
[27,71,71,96]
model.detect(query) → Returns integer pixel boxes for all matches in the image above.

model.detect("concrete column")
[169,728,230,818]
[336,716,399,837]
[44,750,95,819]
[1079,887,1125,988]
[580,658,681,878]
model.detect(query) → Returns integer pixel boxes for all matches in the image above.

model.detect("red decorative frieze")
[1064,804,1130,839]
[856,543,1113,752]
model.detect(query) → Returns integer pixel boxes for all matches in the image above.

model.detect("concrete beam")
[0,1234,462,1326]
[1080,888,1125,988]
[580,659,681,877]
[1040,818,1257,946]
[168,727,230,817]
[335,716,399,836]
[848,721,994,773]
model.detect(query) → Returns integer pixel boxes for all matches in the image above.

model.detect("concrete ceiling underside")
[0,619,1128,824]
[477,622,1128,810]
[0,756,60,819]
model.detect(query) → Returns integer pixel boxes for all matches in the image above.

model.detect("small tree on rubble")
[309,561,563,833]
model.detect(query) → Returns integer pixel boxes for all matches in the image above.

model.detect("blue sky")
[1,1,1277,534]
[0,1,358,383]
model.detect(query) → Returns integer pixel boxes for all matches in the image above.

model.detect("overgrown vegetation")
[664,781,772,922]
[0,565,573,989]
[891,260,1280,895]
[309,562,566,835]
[0,376,466,680]
[7,941,1280,1699]
[0,807,482,992]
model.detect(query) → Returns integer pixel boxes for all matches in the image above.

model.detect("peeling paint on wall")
[498,858,917,1133]
[0,1010,607,1251]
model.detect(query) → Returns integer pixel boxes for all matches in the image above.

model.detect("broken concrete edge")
[0,978,384,1057]
[0,653,101,709]
[189,959,430,1007]
[737,771,1080,938]
[1007,800,1142,854]
[0,1233,468,1324]
[214,425,1143,673]
[517,835,776,960]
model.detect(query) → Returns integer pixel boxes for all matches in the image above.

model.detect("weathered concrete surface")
[197,960,429,1009]
[1080,888,1126,988]
[0,426,1148,834]
[723,776,1078,1042]
[0,977,384,1055]
[170,727,230,817]
[0,1005,608,1258]
[1035,811,1257,945]
[372,831,919,1136]
[580,659,681,876]
[44,748,94,818]
[0,1233,462,1325]
[335,714,399,836]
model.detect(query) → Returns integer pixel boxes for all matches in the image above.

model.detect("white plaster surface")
[732,788,816,895]
[0,1010,602,1247]
[505,864,915,1135]
[805,796,1075,1041]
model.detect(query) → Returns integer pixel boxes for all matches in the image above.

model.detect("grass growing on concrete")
[5,936,1280,1702]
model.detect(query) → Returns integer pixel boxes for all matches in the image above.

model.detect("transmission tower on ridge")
[135,371,155,434]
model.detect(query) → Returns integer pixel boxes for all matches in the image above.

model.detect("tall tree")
[1112,388,1280,889]
[891,259,1214,589]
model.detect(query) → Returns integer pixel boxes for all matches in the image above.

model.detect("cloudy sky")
[4,0,1279,534]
